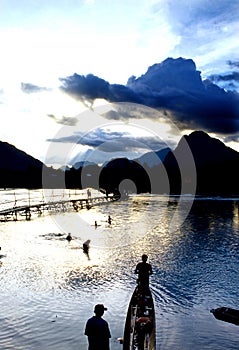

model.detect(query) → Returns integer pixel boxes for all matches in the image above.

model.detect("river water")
[0,190,239,350]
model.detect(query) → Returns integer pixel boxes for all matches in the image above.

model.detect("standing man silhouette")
[135,254,153,288]
[85,304,111,350]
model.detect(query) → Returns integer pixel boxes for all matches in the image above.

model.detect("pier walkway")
[0,189,119,221]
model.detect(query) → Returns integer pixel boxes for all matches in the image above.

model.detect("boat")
[210,307,239,326]
[123,285,156,350]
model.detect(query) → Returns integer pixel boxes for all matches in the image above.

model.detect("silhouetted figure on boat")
[135,254,153,289]
[85,304,111,350]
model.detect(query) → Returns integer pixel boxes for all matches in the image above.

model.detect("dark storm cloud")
[59,57,239,135]
[21,82,48,93]
[59,73,111,108]
[60,73,141,107]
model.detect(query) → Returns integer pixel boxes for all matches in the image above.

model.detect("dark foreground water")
[1,190,239,349]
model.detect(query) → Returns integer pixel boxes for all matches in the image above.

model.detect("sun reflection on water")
[1,192,239,349]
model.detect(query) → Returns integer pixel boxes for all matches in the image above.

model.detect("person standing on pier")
[85,304,111,350]
[135,254,153,288]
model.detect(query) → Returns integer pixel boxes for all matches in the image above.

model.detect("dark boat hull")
[211,307,239,326]
[123,286,156,350]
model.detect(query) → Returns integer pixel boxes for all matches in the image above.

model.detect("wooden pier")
[0,190,119,222]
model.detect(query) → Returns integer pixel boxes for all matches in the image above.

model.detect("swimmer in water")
[66,233,72,241]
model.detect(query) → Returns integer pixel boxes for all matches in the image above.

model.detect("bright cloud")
[0,0,239,163]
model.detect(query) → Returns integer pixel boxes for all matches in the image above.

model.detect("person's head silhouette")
[142,254,148,262]
[94,304,107,317]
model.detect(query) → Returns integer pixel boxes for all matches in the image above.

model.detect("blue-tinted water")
[0,190,239,349]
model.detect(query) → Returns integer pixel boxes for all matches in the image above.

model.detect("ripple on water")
[1,195,239,349]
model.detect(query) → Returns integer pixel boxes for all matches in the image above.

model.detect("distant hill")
[99,157,151,194]
[134,147,170,168]
[0,141,44,188]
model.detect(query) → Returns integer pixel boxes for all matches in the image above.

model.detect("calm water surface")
[0,190,239,349]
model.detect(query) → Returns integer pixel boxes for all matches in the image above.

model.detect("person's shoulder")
[86,316,95,323]
[100,317,108,324]
[97,317,109,328]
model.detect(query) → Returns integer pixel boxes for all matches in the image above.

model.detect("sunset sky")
[1,0,239,166]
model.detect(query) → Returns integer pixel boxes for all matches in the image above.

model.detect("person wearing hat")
[84,304,111,350]
[135,254,153,289]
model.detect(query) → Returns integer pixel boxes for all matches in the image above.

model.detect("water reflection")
[1,195,239,349]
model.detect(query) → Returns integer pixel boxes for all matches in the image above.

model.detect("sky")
[1,0,239,166]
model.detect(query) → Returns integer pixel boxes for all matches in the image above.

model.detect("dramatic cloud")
[60,73,141,108]
[60,74,111,107]
[60,57,239,135]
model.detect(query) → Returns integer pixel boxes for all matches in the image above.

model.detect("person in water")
[135,254,153,288]
[85,304,111,350]
[66,233,72,241]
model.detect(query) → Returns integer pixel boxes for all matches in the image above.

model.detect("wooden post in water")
[14,191,18,221]
[26,191,31,220]
[25,208,31,221]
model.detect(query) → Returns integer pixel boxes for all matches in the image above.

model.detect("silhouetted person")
[85,304,111,350]
[83,239,90,259]
[66,233,72,241]
[108,215,112,225]
[135,254,152,288]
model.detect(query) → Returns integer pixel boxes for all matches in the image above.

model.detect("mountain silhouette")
[0,141,43,188]
[163,130,239,195]
[98,131,239,196]
[133,147,170,168]
[0,141,43,171]
[1,131,239,194]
